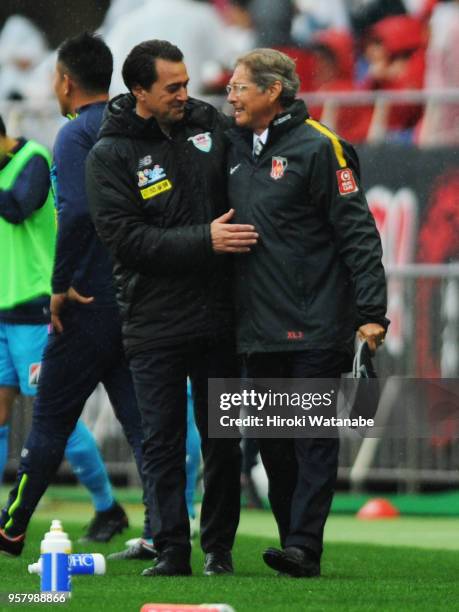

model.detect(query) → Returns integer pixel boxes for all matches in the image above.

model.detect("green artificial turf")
[1,517,458,612]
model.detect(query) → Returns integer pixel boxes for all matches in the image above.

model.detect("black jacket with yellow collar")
[226,99,388,356]
[86,94,233,356]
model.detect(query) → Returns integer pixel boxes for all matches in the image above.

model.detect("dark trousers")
[129,338,241,557]
[1,305,145,536]
[244,349,349,559]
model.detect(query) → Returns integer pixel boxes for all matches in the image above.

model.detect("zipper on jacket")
[243,158,259,350]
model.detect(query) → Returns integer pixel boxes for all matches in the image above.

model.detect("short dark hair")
[0,115,5,137]
[57,32,113,94]
[122,39,183,92]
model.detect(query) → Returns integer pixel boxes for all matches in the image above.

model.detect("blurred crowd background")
[0,0,458,145]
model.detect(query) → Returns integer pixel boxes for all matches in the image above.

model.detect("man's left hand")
[50,288,94,333]
[357,323,386,354]
[211,208,259,253]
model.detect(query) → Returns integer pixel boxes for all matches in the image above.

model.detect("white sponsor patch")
[137,165,167,187]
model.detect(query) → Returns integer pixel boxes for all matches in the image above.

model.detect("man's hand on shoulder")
[50,288,94,333]
[211,208,259,254]
[357,323,386,354]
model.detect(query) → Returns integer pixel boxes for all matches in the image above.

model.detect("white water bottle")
[29,553,106,576]
[40,520,72,597]
[69,553,106,575]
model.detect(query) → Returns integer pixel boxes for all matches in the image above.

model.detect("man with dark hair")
[0,32,151,556]
[86,39,257,577]
[0,105,131,542]
[120,39,184,91]
[55,31,112,95]
[226,48,388,578]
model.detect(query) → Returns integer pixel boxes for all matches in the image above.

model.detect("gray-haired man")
[226,48,388,577]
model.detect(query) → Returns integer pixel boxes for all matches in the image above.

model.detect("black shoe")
[79,501,128,543]
[204,551,233,576]
[141,548,191,577]
[0,528,25,557]
[263,546,320,578]
[107,539,157,560]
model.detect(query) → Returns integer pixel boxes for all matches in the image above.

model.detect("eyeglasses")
[225,83,251,95]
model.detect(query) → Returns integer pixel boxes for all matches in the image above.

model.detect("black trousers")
[244,349,350,559]
[129,338,241,557]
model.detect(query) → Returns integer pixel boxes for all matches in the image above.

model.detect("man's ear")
[62,73,72,97]
[269,80,283,104]
[132,84,145,102]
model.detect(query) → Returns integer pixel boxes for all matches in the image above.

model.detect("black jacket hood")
[99,93,228,140]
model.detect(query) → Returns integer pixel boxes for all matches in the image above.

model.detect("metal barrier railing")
[2,88,459,148]
[340,264,459,491]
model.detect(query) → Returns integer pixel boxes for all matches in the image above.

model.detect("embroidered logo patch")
[138,155,153,168]
[28,363,41,387]
[187,132,212,153]
[287,331,304,340]
[336,168,358,195]
[270,156,288,180]
[140,179,172,200]
[137,164,167,188]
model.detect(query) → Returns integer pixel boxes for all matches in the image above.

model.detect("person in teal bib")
[0,114,128,540]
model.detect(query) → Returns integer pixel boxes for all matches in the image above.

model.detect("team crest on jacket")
[336,168,359,195]
[187,132,212,152]
[270,156,288,180]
